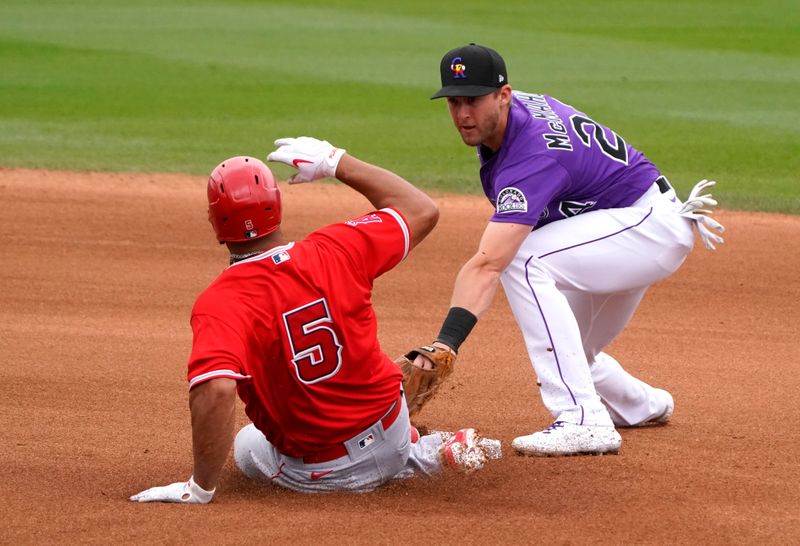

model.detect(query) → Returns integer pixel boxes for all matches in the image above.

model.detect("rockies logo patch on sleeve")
[496,187,528,213]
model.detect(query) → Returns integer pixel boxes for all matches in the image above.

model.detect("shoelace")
[543,421,566,434]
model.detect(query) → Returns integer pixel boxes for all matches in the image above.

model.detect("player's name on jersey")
[514,92,573,151]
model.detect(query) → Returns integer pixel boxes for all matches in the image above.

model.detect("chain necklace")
[229,250,266,265]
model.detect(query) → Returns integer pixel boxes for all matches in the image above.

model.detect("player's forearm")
[450,256,502,319]
[335,154,419,209]
[335,154,439,246]
[450,221,531,318]
[189,378,237,490]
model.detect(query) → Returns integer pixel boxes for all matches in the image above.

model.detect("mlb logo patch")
[272,251,291,265]
[243,219,258,239]
[358,433,375,449]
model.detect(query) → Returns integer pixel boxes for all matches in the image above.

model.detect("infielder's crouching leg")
[589,352,675,427]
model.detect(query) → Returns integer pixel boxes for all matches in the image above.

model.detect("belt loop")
[655,176,672,194]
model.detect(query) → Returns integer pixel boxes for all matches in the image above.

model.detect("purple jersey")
[479,91,660,228]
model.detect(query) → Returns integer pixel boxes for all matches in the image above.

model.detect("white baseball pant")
[233,392,444,493]
[500,182,694,426]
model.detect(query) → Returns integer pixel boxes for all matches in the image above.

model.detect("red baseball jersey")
[187,208,409,458]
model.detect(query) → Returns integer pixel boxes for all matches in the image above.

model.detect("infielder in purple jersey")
[421,43,725,456]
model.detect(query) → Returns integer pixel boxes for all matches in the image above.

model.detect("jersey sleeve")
[490,155,571,227]
[187,314,252,389]
[307,207,410,281]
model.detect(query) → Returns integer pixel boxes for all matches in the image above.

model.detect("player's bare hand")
[412,354,434,370]
[266,136,346,184]
[412,341,456,370]
[129,476,215,504]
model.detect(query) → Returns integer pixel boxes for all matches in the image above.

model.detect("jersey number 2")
[283,298,343,384]
[570,115,629,165]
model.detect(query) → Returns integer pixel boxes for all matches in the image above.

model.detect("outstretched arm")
[428,220,531,355]
[267,137,438,251]
[189,378,237,490]
[449,221,531,318]
[129,378,237,504]
[334,154,438,251]
[401,221,532,416]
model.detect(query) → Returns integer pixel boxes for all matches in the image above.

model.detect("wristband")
[186,476,216,504]
[325,146,346,178]
[435,307,477,353]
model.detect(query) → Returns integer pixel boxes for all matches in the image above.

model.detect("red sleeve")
[187,314,251,390]
[307,207,410,281]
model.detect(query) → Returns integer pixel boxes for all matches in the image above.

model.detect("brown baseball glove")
[395,345,456,417]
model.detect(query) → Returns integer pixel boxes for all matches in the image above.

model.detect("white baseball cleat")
[512,421,622,457]
[439,428,502,473]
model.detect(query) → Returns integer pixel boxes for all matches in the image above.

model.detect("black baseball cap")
[431,43,508,99]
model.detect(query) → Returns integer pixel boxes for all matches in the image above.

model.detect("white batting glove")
[129,476,215,504]
[680,179,718,215]
[679,179,726,251]
[266,136,346,184]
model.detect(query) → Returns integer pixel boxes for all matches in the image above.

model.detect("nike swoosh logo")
[293,159,313,168]
[310,470,333,480]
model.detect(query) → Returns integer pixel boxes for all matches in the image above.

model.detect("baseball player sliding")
[412,44,725,457]
[130,138,501,503]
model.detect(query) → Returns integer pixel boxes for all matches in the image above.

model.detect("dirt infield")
[2,168,799,544]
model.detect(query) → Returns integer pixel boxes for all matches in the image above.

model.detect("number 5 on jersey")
[283,298,343,384]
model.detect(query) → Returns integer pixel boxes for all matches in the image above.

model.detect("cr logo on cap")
[450,56,466,78]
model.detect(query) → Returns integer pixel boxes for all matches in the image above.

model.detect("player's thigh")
[233,424,279,480]
[518,207,692,293]
[565,288,647,359]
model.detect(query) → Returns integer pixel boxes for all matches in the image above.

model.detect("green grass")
[1,0,798,212]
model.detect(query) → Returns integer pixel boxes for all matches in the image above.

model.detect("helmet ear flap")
[207,157,281,243]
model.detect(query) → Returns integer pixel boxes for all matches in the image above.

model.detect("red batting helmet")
[207,156,282,243]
